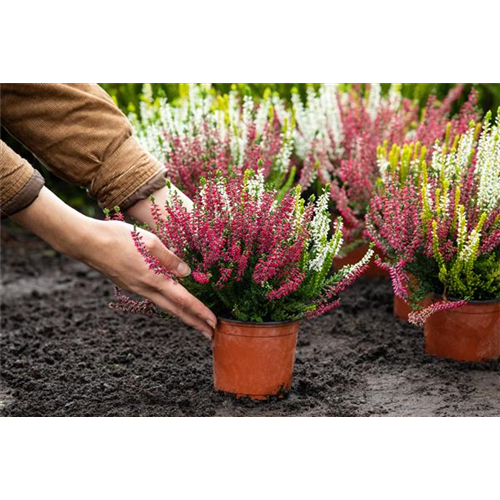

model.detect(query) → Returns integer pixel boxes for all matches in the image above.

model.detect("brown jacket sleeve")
[0,140,45,217]
[0,83,166,214]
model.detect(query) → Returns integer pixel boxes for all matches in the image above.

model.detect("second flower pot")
[334,242,389,279]
[394,294,413,321]
[425,299,500,362]
[213,318,300,401]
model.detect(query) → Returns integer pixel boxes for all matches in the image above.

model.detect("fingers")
[149,289,215,340]
[141,231,191,278]
[130,227,218,339]
[159,281,217,332]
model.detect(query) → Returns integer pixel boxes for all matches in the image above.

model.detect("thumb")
[145,234,191,278]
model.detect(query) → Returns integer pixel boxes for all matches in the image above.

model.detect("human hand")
[84,219,216,338]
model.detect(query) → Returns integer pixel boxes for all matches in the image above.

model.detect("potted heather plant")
[366,112,500,361]
[291,83,479,277]
[115,168,373,400]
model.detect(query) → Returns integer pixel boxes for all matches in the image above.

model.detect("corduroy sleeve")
[0,140,45,218]
[0,84,165,210]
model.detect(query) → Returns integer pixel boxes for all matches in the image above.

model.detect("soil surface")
[2,226,500,417]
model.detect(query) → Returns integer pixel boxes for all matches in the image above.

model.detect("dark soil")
[2,226,500,417]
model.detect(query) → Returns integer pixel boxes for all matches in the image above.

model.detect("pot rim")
[433,295,500,305]
[217,316,302,327]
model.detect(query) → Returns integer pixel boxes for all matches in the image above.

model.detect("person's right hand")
[11,187,217,339]
[81,219,217,339]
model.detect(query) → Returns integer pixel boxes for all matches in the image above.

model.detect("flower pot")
[424,300,500,362]
[213,318,300,400]
[334,243,389,279]
[394,294,413,321]
[393,294,432,322]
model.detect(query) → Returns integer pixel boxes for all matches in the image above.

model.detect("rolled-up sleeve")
[0,140,45,218]
[0,84,165,210]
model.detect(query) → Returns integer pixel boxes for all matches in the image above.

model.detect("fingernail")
[201,330,213,340]
[177,262,191,277]
[207,319,216,330]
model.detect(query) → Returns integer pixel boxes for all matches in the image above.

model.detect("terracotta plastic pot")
[393,294,432,322]
[425,299,500,362]
[213,318,300,400]
[334,243,389,279]
[394,294,413,321]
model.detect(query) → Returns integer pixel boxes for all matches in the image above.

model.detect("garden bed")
[1,227,500,417]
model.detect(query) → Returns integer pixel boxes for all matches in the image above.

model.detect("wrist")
[127,184,192,228]
[61,216,102,262]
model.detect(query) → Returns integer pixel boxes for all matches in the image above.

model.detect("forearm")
[10,187,96,261]
[10,184,192,259]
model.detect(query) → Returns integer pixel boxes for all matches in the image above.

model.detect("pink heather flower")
[415,88,478,146]
[131,229,175,280]
[192,271,211,284]
[109,287,156,317]
[365,175,422,264]
[216,268,233,289]
[408,299,468,327]
[267,270,305,301]
[104,208,125,222]
[306,299,341,319]
[388,264,410,301]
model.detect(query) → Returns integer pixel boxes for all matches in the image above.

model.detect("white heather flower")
[342,247,374,280]
[459,224,481,264]
[255,99,270,136]
[367,83,381,119]
[217,179,232,213]
[475,114,500,211]
[308,191,333,272]
[328,218,344,259]
[387,83,402,111]
[456,126,475,173]
[246,169,265,202]
[292,84,342,164]
[429,143,446,177]
[274,115,294,174]
[377,156,391,183]
[322,84,342,148]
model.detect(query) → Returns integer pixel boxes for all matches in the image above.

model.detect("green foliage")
[408,248,500,305]
[399,83,500,117]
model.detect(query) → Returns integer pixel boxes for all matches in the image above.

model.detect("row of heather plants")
[131,83,478,244]
[113,84,499,399]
